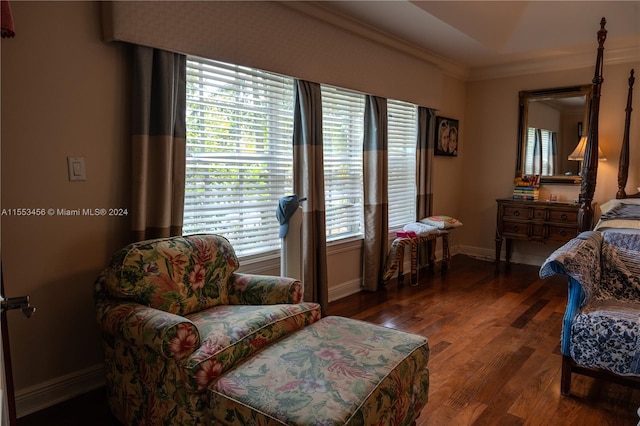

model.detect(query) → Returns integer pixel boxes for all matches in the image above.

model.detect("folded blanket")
[420,215,463,229]
[402,222,438,236]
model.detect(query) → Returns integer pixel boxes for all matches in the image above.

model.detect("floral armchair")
[95,234,321,425]
[540,230,640,395]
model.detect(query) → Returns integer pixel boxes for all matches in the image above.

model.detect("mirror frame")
[516,84,592,184]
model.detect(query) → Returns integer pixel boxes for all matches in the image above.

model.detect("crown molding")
[276,1,638,83]
[470,45,640,82]
[276,1,470,81]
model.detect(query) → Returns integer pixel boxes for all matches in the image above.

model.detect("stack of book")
[513,185,539,200]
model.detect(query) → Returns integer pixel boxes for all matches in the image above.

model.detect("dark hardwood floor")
[17,255,640,425]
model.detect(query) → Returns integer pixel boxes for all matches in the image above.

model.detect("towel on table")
[420,215,463,229]
[403,222,438,236]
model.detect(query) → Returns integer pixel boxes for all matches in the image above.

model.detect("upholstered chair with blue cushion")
[95,234,321,425]
[540,231,640,395]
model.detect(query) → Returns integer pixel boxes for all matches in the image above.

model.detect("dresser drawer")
[503,206,531,220]
[548,209,578,223]
[502,220,529,237]
[532,208,547,220]
[496,198,583,263]
[547,225,577,240]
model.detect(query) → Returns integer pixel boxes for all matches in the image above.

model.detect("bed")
[547,18,640,395]
[586,67,638,234]
[577,22,638,233]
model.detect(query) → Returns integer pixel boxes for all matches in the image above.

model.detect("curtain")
[549,131,558,175]
[362,96,388,292]
[416,107,435,220]
[130,46,187,242]
[416,107,436,267]
[292,80,329,313]
[533,129,542,175]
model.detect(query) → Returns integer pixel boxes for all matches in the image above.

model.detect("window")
[184,57,422,256]
[183,57,294,257]
[387,100,417,228]
[321,86,365,241]
[525,127,556,175]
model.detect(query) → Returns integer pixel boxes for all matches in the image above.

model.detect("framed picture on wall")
[435,116,459,157]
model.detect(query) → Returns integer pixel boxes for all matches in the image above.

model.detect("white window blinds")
[184,57,294,257]
[388,100,417,227]
[184,56,423,255]
[321,86,365,241]
[525,127,554,176]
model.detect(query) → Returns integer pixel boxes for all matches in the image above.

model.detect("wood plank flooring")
[17,255,640,425]
[326,256,640,425]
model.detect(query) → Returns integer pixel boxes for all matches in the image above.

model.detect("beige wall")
[2,0,637,416]
[0,1,465,414]
[1,0,130,402]
[462,62,640,263]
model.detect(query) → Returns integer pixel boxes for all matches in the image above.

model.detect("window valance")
[101,1,443,109]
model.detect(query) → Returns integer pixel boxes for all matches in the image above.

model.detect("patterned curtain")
[130,45,187,242]
[416,107,436,266]
[362,96,388,292]
[292,80,328,313]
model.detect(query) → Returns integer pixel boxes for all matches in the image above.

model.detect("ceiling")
[297,1,640,80]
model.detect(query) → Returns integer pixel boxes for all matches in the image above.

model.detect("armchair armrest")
[540,231,602,303]
[227,273,303,305]
[96,299,201,361]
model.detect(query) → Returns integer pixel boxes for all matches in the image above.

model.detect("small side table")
[382,231,450,286]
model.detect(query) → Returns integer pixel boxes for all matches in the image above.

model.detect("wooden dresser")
[495,198,580,263]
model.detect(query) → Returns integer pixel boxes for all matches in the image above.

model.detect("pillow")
[420,215,463,229]
[594,199,640,232]
[600,198,640,214]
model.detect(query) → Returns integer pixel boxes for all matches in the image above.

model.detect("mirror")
[516,85,592,184]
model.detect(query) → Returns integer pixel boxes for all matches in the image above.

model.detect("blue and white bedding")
[540,231,640,377]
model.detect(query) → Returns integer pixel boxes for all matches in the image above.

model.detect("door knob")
[1,296,36,318]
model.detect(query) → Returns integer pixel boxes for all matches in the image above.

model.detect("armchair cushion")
[181,302,321,392]
[100,234,238,316]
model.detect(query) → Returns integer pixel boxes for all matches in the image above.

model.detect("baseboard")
[458,245,548,266]
[328,278,361,303]
[15,364,105,418]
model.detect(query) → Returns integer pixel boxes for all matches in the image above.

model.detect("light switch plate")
[67,156,86,181]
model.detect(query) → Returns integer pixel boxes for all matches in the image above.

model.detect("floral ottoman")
[209,316,429,425]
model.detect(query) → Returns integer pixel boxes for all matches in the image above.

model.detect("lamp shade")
[568,136,607,161]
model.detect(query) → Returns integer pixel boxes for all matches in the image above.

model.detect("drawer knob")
[514,211,520,217]
[561,213,568,220]
[513,225,519,232]
[560,230,567,237]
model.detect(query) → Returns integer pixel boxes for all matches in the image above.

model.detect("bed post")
[578,18,607,232]
[617,69,635,199]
